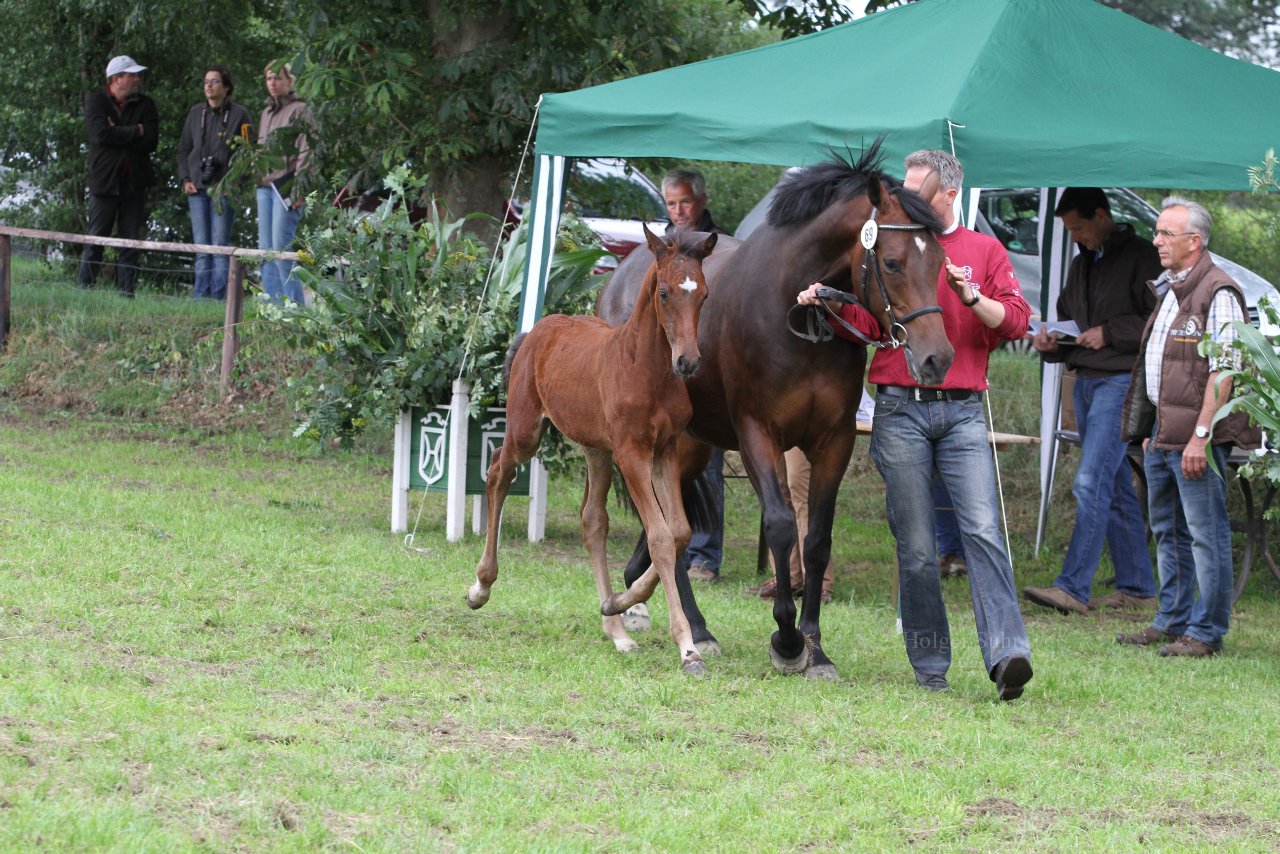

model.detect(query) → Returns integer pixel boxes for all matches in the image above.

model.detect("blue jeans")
[933,474,964,558]
[685,447,724,572]
[256,187,304,304]
[188,192,235,300]
[1053,374,1154,604]
[870,392,1030,679]
[1144,438,1233,647]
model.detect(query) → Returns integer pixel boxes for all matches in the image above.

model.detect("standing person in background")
[179,65,254,300]
[78,55,158,298]
[1117,197,1260,657]
[256,61,313,305]
[661,168,730,582]
[1024,187,1159,615]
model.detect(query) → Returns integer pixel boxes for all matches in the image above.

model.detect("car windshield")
[565,159,667,221]
[977,189,1041,255]
[978,187,1159,256]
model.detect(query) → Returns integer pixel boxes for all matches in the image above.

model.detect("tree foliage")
[0,0,294,281]
[1106,0,1279,63]
[293,0,776,223]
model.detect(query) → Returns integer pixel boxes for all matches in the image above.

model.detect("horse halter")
[787,207,942,349]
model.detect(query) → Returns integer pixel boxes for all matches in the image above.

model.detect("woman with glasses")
[177,65,253,300]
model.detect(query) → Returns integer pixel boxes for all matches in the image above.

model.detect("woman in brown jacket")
[256,62,314,305]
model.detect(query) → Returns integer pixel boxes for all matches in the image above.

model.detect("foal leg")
[468,413,544,609]
[651,452,719,656]
[613,450,705,676]
[581,448,638,653]
[621,534,653,632]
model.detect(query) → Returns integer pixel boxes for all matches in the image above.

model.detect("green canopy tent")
[515,0,1280,545]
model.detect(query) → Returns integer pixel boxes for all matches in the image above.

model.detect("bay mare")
[596,145,951,678]
[469,227,718,675]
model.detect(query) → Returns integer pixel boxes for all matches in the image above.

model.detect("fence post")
[0,234,10,350]
[391,410,412,533]
[446,379,470,542]
[220,258,246,400]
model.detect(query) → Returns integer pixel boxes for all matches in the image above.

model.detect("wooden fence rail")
[0,224,299,399]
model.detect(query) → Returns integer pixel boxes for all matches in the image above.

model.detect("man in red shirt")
[803,149,1033,700]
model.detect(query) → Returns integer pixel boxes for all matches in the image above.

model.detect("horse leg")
[651,451,720,656]
[621,533,653,632]
[793,437,855,681]
[737,420,809,674]
[581,447,637,653]
[468,409,545,609]
[612,449,705,676]
[621,465,720,650]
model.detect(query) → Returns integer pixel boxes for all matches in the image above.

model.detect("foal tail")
[502,333,528,391]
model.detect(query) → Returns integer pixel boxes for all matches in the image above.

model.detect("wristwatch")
[1194,425,1210,439]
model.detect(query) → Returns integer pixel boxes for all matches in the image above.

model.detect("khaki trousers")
[770,446,835,596]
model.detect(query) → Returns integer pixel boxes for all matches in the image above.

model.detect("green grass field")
[2,266,1280,850]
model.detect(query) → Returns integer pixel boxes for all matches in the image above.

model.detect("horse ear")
[867,173,884,209]
[917,169,941,204]
[700,232,717,257]
[644,225,667,258]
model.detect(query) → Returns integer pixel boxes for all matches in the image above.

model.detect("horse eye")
[658,289,669,302]
[883,258,903,274]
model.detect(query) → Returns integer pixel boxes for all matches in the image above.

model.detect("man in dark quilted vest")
[1118,196,1261,657]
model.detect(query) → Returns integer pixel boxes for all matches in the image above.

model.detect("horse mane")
[766,139,943,234]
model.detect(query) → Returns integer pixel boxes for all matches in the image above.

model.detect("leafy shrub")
[263,168,608,450]
[1206,296,1280,492]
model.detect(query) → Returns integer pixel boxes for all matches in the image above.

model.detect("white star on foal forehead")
[679,277,698,292]
[914,236,927,254]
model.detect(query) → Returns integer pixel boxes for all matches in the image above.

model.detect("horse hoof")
[622,603,651,632]
[682,655,708,678]
[769,642,811,675]
[804,663,840,681]
[612,636,640,654]
[695,638,721,657]
[466,582,490,610]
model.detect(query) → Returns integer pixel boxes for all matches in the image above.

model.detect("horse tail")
[502,333,528,391]
[681,463,723,533]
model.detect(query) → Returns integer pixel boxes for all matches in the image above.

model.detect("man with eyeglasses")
[178,66,254,300]
[1024,188,1159,617]
[78,55,159,297]
[1118,197,1261,657]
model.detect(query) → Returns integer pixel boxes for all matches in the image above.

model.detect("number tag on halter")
[860,219,878,250]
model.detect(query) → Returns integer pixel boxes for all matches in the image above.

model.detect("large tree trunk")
[437,155,509,242]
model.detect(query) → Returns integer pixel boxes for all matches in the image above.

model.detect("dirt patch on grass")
[386,716,604,755]
[952,796,1280,846]
[1160,799,1280,844]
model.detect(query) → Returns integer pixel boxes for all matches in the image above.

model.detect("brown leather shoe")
[687,563,720,583]
[754,577,778,599]
[1022,585,1088,615]
[1092,590,1156,611]
[939,554,967,578]
[1116,625,1178,646]
[1158,635,1221,657]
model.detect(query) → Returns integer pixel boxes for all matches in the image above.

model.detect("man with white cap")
[78,55,159,297]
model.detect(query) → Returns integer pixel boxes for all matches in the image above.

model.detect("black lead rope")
[788,206,942,349]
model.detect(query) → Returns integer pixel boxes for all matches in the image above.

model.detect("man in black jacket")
[1024,188,1160,614]
[78,55,159,297]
